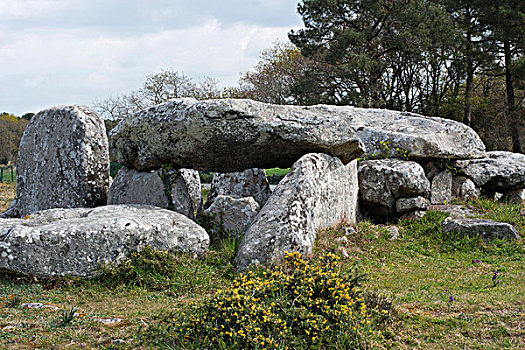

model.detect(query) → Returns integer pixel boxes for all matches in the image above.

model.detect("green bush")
[149,252,390,349]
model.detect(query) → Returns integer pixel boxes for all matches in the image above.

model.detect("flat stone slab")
[309,105,486,159]
[443,217,520,240]
[235,154,359,270]
[110,98,365,172]
[454,151,525,193]
[0,205,209,278]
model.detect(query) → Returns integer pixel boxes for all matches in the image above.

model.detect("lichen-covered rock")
[201,195,260,238]
[107,167,202,220]
[358,159,430,219]
[451,176,480,201]
[396,196,430,213]
[430,171,453,204]
[205,168,271,209]
[235,154,359,270]
[0,205,210,278]
[1,106,110,218]
[454,151,525,193]
[308,105,485,159]
[110,98,365,172]
[443,217,520,240]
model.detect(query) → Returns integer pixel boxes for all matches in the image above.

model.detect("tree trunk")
[504,40,521,153]
[463,27,473,126]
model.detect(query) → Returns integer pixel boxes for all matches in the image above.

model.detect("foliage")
[357,141,411,162]
[0,113,29,165]
[148,251,389,349]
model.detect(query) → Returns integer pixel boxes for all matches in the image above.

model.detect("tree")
[94,69,222,120]
[0,113,29,165]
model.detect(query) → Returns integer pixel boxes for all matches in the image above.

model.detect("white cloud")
[0,0,303,115]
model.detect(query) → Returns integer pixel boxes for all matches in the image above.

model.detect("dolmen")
[1,98,524,277]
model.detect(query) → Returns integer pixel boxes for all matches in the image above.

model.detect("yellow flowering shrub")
[163,251,385,349]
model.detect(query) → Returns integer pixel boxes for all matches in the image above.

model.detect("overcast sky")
[0,0,303,116]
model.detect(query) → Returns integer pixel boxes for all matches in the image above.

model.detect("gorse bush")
[152,251,389,349]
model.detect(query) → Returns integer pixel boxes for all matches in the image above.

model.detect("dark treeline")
[0,113,32,165]
[243,0,524,152]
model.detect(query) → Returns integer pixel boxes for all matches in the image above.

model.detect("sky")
[0,0,303,116]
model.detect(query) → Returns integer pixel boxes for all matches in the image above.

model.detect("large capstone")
[0,205,210,278]
[309,105,486,159]
[107,167,202,220]
[1,106,110,218]
[110,98,365,172]
[235,154,359,270]
[454,151,525,193]
[358,159,430,219]
[205,168,271,209]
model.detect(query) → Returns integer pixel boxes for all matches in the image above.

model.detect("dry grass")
[0,182,15,213]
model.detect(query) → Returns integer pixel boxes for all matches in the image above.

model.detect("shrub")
[151,252,390,349]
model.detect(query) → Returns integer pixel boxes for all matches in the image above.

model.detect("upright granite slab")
[205,168,271,209]
[235,154,359,270]
[110,98,365,172]
[108,167,202,220]
[1,106,110,218]
[0,205,210,278]
[308,105,486,159]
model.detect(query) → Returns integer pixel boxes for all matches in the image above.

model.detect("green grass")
[0,197,523,349]
[265,168,289,177]
[0,167,15,183]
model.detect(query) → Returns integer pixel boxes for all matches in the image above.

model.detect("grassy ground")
[0,185,523,348]
[0,168,16,183]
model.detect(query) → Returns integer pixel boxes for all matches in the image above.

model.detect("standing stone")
[201,195,260,238]
[452,176,480,201]
[358,159,430,219]
[235,154,359,270]
[107,167,202,220]
[430,171,453,204]
[0,205,209,278]
[110,98,365,172]
[205,168,271,209]
[1,106,110,218]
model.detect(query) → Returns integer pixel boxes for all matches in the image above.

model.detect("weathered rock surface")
[0,205,209,278]
[235,154,359,270]
[201,195,260,238]
[205,168,271,209]
[1,106,110,218]
[454,152,525,193]
[358,159,430,218]
[430,171,453,204]
[396,196,430,213]
[451,176,480,201]
[443,217,520,240]
[505,189,525,205]
[110,98,365,172]
[308,105,486,159]
[107,167,202,220]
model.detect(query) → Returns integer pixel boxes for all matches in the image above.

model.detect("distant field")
[0,168,16,183]
[0,182,15,212]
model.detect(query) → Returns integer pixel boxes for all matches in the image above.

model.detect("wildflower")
[448,295,454,303]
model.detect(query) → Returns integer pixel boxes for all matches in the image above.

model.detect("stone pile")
[1,99,523,276]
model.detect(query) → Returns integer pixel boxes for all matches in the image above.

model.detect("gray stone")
[451,176,480,201]
[201,195,260,238]
[358,159,430,219]
[0,205,209,278]
[399,211,427,221]
[309,105,486,159]
[235,154,359,270]
[443,217,520,240]
[430,171,453,204]
[1,106,110,218]
[504,189,525,205]
[110,98,365,172]
[107,167,202,220]
[396,196,430,213]
[205,168,271,209]
[431,204,476,219]
[454,151,525,193]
